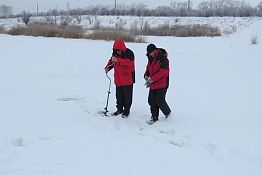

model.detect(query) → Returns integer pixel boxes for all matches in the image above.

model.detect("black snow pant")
[116,84,133,116]
[148,88,171,120]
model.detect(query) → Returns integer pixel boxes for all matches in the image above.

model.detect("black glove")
[144,77,153,88]
[105,67,109,73]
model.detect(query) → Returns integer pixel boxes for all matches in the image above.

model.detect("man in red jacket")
[144,44,171,124]
[105,40,135,118]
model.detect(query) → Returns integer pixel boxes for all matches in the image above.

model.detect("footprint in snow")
[12,137,25,147]
[57,97,87,103]
[168,140,186,147]
[206,142,219,155]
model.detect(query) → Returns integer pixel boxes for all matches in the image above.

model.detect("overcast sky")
[1,0,261,14]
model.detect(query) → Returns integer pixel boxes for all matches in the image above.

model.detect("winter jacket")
[144,48,169,90]
[105,40,135,86]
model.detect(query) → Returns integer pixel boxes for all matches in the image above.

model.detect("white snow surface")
[0,17,262,175]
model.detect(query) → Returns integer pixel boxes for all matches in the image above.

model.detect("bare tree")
[258,1,262,10]
[60,15,73,28]
[93,15,101,29]
[34,0,258,17]
[197,0,255,17]
[22,11,31,25]
[135,3,147,16]
[75,15,82,24]
[170,2,189,16]
[115,18,126,30]
[48,8,59,24]
[257,1,262,16]
[142,21,151,35]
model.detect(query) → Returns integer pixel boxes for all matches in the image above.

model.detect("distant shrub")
[86,28,146,43]
[44,16,57,24]
[223,25,237,35]
[8,27,27,35]
[21,11,31,25]
[7,23,146,42]
[61,25,84,38]
[60,15,73,28]
[251,35,258,45]
[188,24,221,37]
[0,25,6,33]
[8,23,84,39]
[137,24,221,37]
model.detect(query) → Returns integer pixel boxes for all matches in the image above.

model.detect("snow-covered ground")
[1,16,261,34]
[0,17,262,175]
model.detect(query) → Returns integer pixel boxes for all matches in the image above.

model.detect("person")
[144,44,171,124]
[105,39,135,118]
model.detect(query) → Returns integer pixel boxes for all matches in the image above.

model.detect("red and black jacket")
[105,40,135,86]
[144,48,169,90]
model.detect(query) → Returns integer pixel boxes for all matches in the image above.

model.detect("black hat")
[147,44,157,54]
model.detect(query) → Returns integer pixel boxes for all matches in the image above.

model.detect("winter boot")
[121,114,129,118]
[121,110,129,118]
[146,116,158,125]
[111,110,123,116]
[165,112,172,119]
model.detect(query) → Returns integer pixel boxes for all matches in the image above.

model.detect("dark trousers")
[116,84,133,116]
[148,88,171,120]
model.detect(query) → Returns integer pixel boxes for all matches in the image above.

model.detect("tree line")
[13,0,262,18]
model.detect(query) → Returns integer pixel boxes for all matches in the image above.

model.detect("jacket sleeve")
[144,61,150,78]
[105,58,114,71]
[151,58,169,82]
